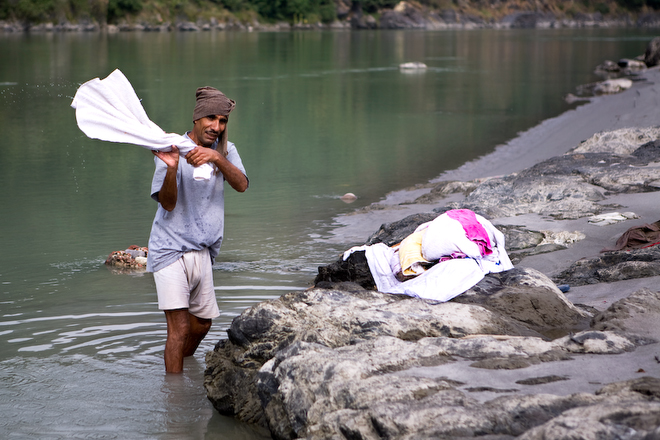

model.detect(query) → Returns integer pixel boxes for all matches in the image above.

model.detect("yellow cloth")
[398,230,431,277]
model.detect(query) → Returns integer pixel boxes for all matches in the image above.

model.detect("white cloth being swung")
[70,69,214,181]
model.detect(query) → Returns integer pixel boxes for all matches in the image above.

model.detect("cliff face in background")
[2,0,660,32]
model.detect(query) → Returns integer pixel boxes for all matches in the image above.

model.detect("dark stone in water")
[516,375,570,385]
[314,250,375,289]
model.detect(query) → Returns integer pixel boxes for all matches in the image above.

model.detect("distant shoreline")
[3,9,660,33]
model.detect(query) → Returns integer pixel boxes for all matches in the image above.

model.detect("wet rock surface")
[645,36,660,67]
[444,139,660,220]
[554,246,660,286]
[205,284,660,439]
[206,125,660,438]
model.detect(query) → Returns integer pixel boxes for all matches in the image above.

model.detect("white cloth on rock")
[420,213,483,260]
[342,211,513,302]
[70,69,214,181]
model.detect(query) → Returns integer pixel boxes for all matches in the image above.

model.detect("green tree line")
[1,0,659,25]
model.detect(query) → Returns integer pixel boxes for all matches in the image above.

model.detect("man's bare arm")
[153,146,180,211]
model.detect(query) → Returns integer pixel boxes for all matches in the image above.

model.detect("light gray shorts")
[152,249,220,319]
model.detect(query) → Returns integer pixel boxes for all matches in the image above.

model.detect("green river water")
[0,28,656,438]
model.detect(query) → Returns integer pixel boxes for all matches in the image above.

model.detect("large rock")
[553,246,660,286]
[203,269,654,438]
[257,338,578,439]
[446,136,660,220]
[221,270,573,366]
[256,346,660,440]
[644,36,660,67]
[591,287,660,340]
[455,268,591,335]
[569,126,660,156]
[519,378,660,440]
[205,286,659,439]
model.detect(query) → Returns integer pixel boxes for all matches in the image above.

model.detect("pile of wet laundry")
[343,209,513,302]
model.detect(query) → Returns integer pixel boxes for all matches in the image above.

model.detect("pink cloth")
[446,209,492,256]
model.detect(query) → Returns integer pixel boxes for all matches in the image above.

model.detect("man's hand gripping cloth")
[70,69,214,181]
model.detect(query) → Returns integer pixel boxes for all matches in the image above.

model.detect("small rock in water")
[340,192,357,203]
[399,62,427,71]
[617,58,647,70]
[594,78,633,95]
[105,245,148,269]
[564,93,591,104]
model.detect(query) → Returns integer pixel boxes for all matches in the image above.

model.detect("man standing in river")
[146,87,248,374]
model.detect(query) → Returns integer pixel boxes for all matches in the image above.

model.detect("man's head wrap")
[192,87,235,156]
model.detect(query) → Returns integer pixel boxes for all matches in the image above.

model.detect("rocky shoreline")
[204,126,660,439]
[3,5,660,33]
[203,43,660,439]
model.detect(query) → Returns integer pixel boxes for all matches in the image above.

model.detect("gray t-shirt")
[146,136,247,273]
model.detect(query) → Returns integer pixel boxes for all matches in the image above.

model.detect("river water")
[0,28,656,438]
